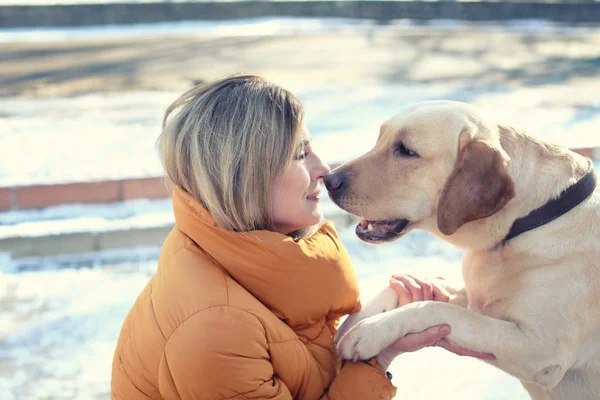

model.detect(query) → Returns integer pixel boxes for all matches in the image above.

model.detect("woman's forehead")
[298,125,311,142]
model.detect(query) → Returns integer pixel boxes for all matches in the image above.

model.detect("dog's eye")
[395,142,419,158]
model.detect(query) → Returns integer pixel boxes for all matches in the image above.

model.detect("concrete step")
[0,196,357,272]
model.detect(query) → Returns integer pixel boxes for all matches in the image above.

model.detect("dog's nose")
[324,171,346,193]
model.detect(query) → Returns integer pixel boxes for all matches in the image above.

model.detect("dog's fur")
[329,101,600,399]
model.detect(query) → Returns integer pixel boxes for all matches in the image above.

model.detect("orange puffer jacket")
[111,187,396,399]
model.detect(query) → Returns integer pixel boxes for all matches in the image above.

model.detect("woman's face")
[271,126,330,234]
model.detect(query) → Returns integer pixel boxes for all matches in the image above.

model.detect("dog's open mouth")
[356,218,410,243]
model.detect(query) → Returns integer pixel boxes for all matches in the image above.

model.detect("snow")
[0,225,530,399]
[0,193,351,241]
[1,18,598,43]
[2,83,599,187]
[0,17,377,42]
[3,245,163,273]
[0,198,173,226]
[0,92,172,186]
[0,205,172,239]
[0,264,157,400]
[1,17,599,187]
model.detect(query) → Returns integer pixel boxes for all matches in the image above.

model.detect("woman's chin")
[277,208,324,236]
[301,211,324,230]
[310,209,324,223]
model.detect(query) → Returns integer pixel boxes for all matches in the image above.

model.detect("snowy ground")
[0,224,531,400]
[1,83,599,187]
[2,19,600,185]
[2,18,599,43]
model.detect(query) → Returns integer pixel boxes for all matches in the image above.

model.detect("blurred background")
[1,0,599,399]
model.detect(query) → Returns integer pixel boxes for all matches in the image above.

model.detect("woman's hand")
[390,274,450,305]
[376,323,496,370]
[375,274,495,370]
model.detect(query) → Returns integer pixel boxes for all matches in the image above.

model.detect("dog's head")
[324,101,515,244]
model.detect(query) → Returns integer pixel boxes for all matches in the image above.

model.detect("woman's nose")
[311,153,331,180]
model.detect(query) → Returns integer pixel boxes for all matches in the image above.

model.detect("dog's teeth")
[367,224,373,232]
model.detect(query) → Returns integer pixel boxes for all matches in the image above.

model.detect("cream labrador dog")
[324,101,599,399]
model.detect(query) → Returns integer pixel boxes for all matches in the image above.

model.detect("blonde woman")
[111,75,486,399]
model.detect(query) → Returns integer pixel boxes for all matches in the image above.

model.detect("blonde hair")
[157,74,305,233]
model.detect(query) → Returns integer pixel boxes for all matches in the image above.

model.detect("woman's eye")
[295,151,309,161]
[395,143,419,158]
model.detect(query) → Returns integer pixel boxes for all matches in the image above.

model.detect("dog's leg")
[521,381,549,400]
[522,368,599,400]
[335,286,398,343]
[335,279,469,343]
[546,368,598,400]
[336,301,571,390]
[438,278,469,308]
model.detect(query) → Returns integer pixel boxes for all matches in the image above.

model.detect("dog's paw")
[335,312,361,344]
[336,316,394,362]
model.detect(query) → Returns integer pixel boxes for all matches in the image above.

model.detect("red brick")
[16,180,120,209]
[121,177,172,200]
[0,187,11,211]
[571,148,592,158]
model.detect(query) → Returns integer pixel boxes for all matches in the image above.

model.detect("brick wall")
[571,148,593,158]
[0,177,173,211]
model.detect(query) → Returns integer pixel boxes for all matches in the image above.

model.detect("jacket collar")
[172,187,361,328]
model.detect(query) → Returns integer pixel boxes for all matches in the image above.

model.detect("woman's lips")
[307,191,321,201]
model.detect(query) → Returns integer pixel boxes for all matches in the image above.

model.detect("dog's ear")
[437,136,515,236]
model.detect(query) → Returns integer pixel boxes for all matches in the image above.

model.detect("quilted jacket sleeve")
[324,359,397,400]
[157,306,396,400]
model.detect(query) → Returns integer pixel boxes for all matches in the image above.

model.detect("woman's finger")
[435,338,496,360]
[388,324,451,353]
[390,278,413,307]
[431,280,451,302]
[407,274,433,301]
[393,274,424,303]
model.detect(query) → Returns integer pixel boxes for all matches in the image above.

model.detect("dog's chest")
[462,247,516,320]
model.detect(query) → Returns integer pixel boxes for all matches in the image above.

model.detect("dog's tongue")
[356,218,410,242]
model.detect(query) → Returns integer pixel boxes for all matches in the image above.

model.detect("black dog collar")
[504,160,597,242]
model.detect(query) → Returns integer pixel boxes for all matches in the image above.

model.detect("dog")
[324,101,600,399]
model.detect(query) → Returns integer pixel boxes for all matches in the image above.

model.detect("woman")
[111,74,486,400]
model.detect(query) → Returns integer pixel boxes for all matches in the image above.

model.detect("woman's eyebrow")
[297,139,310,149]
